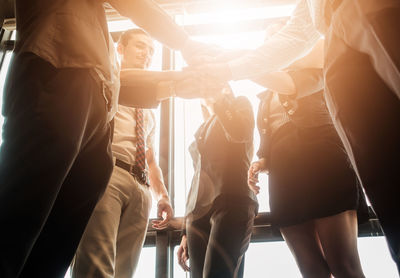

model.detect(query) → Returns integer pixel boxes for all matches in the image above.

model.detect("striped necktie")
[135,108,146,172]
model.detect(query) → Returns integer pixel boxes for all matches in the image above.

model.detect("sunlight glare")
[178,5,295,25]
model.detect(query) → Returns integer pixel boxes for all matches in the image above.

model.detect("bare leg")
[280,221,332,278]
[316,210,365,278]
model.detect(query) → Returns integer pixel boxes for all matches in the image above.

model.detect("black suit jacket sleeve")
[118,81,160,109]
[213,95,254,143]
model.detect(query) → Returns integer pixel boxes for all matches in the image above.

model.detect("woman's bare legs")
[281,221,331,278]
[316,210,365,278]
[280,210,365,278]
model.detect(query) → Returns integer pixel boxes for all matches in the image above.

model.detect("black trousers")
[0,53,113,278]
[186,197,256,278]
[325,0,400,272]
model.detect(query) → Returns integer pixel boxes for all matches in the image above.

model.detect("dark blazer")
[185,95,258,217]
[257,68,333,161]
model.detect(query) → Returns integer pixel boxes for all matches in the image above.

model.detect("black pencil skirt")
[268,122,367,227]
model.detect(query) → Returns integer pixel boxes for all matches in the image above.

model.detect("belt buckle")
[130,165,148,186]
[137,170,147,185]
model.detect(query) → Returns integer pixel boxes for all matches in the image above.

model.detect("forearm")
[181,218,187,236]
[119,70,187,106]
[252,71,296,95]
[108,0,188,50]
[228,0,320,80]
[118,82,159,108]
[148,162,169,201]
[120,69,182,87]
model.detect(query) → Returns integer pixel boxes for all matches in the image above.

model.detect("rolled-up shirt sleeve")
[228,0,321,80]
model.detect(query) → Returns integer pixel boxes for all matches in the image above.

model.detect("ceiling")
[1,0,295,28]
[105,0,295,21]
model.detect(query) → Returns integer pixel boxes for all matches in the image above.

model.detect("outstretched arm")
[119,69,222,108]
[192,0,321,83]
[252,71,296,95]
[252,38,324,97]
[107,0,188,50]
[119,69,190,108]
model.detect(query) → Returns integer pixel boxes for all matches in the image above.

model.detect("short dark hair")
[118,29,151,47]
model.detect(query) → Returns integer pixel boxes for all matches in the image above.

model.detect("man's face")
[119,33,155,69]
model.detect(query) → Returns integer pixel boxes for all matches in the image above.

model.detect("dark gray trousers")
[0,53,113,278]
[186,197,256,278]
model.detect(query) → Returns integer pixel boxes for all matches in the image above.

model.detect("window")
[134,247,157,278]
[0,32,14,146]
[173,246,190,278]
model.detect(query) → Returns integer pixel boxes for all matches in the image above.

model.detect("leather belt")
[115,159,149,187]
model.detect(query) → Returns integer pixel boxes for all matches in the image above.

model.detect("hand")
[173,75,224,100]
[156,75,222,101]
[192,62,233,84]
[181,39,223,66]
[248,159,268,195]
[177,235,190,272]
[151,196,173,230]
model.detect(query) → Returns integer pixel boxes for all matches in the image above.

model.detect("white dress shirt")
[112,105,156,167]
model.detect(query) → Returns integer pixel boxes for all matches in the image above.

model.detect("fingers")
[151,218,169,230]
[177,246,190,271]
[158,204,173,220]
[191,63,232,83]
[247,175,259,186]
[152,199,174,230]
[174,76,225,99]
[249,162,261,175]
[248,183,260,195]
[152,209,172,229]
[248,161,265,195]
[248,164,259,184]
[181,39,223,66]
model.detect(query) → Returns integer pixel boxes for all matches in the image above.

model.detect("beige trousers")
[71,166,152,278]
